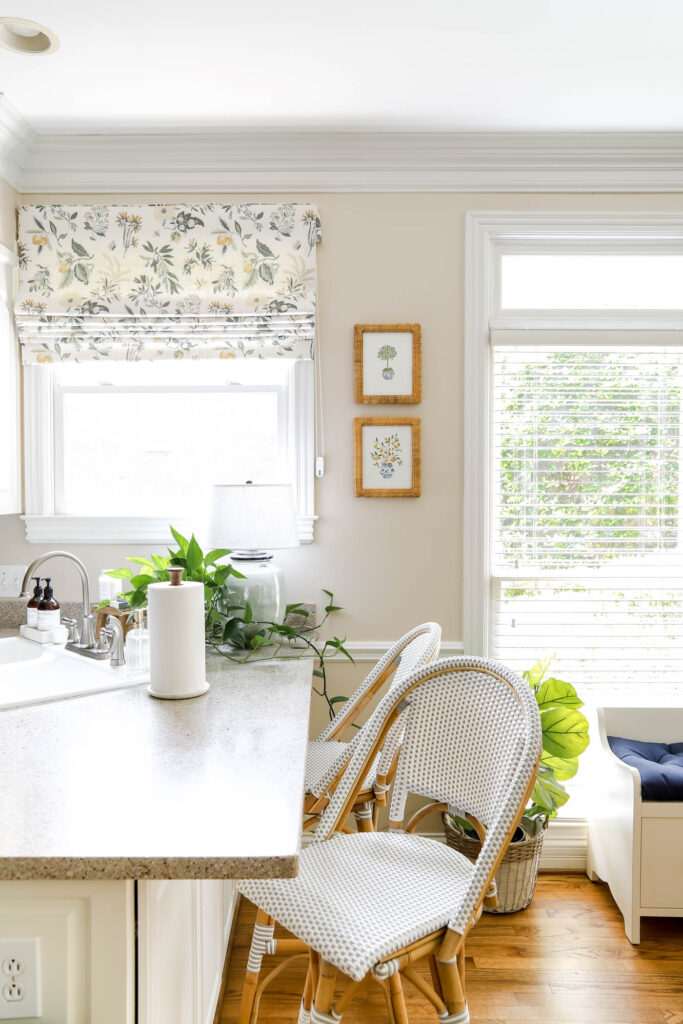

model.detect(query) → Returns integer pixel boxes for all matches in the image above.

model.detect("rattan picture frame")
[354,417,421,497]
[354,323,422,404]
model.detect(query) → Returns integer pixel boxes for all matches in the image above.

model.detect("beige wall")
[6,189,683,729]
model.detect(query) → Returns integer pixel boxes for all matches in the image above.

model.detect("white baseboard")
[302,818,587,872]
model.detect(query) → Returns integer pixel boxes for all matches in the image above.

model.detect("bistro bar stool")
[238,656,541,1024]
[304,622,441,832]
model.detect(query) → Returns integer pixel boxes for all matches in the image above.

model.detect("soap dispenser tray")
[20,623,69,644]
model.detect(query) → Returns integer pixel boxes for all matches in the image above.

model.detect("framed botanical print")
[354,323,422,404]
[354,417,421,497]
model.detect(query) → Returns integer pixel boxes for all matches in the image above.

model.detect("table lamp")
[208,482,299,625]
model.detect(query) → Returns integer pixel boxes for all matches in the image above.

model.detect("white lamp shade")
[208,484,300,551]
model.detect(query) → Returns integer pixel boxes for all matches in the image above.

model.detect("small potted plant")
[377,343,397,380]
[371,432,404,479]
[443,657,590,912]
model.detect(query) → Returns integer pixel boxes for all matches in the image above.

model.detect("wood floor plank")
[220,874,683,1023]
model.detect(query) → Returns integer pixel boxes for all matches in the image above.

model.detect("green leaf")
[204,548,231,565]
[151,553,170,570]
[213,566,232,586]
[523,656,553,688]
[312,668,324,678]
[243,601,253,624]
[329,696,349,705]
[129,589,147,609]
[106,567,133,579]
[71,238,90,258]
[73,262,90,284]
[169,525,189,554]
[258,263,274,284]
[256,239,275,258]
[126,556,155,569]
[541,706,590,759]
[185,535,203,573]
[531,766,569,816]
[285,602,307,616]
[541,752,579,780]
[130,573,156,589]
[535,677,583,710]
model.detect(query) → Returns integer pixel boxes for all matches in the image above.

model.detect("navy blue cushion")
[608,736,683,801]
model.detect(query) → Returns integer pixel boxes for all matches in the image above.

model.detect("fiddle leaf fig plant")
[106,526,352,720]
[521,657,590,835]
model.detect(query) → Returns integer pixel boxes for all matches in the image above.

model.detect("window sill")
[22,515,316,545]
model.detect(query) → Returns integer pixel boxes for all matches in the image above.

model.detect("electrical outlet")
[0,566,28,599]
[0,939,40,1019]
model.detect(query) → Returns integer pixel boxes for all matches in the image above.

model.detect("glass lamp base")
[225,555,286,630]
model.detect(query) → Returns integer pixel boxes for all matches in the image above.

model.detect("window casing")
[23,357,316,544]
[465,212,683,690]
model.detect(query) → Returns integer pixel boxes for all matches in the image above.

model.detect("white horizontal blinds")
[16,203,321,362]
[491,342,683,685]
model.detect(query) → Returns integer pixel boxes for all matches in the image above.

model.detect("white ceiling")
[4,0,683,132]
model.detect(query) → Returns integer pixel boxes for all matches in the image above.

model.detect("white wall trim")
[3,94,683,193]
[344,640,464,662]
[22,513,316,546]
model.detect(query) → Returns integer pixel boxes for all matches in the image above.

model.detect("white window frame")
[464,211,683,657]
[22,358,316,544]
[0,242,20,515]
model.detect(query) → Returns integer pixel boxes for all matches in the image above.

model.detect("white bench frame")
[586,706,683,944]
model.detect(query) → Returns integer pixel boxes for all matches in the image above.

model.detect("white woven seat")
[240,831,474,982]
[237,655,541,1024]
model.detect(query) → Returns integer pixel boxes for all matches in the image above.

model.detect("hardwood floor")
[220,874,683,1024]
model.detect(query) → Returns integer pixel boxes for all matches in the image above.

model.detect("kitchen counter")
[0,641,313,881]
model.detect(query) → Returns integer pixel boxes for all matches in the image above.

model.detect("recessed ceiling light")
[0,17,59,55]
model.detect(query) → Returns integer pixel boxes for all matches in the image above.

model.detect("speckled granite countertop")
[0,640,312,881]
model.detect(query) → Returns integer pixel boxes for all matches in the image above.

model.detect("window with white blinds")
[491,342,683,685]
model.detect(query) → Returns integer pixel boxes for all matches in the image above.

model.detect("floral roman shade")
[16,203,322,362]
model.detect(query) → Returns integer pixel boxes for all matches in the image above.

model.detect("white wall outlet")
[0,566,28,599]
[0,939,40,1019]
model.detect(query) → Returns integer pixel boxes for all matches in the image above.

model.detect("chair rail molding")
[6,97,683,193]
[344,640,463,662]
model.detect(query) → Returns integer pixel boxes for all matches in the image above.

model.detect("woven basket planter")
[442,812,548,914]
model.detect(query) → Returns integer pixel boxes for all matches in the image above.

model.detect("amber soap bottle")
[26,577,43,628]
[37,578,60,630]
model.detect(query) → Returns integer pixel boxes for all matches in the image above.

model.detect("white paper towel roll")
[147,572,209,699]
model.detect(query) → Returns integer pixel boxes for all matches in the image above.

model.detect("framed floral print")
[354,323,422,404]
[354,417,421,497]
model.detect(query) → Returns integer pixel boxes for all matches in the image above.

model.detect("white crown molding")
[0,96,682,193]
[0,95,34,190]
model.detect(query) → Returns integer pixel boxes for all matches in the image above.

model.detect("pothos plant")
[106,526,353,721]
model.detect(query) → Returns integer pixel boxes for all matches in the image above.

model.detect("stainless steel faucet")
[20,550,97,654]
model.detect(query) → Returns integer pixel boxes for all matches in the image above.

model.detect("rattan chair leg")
[389,973,410,1024]
[313,959,338,1015]
[238,908,274,1024]
[298,956,315,1024]
[436,958,468,1022]
[354,801,374,833]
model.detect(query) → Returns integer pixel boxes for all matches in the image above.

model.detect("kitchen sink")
[0,636,147,710]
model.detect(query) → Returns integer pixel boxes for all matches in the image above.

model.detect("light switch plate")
[0,566,27,598]
[0,938,41,1019]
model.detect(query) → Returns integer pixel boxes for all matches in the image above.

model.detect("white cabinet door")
[0,245,20,516]
[138,880,236,1024]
